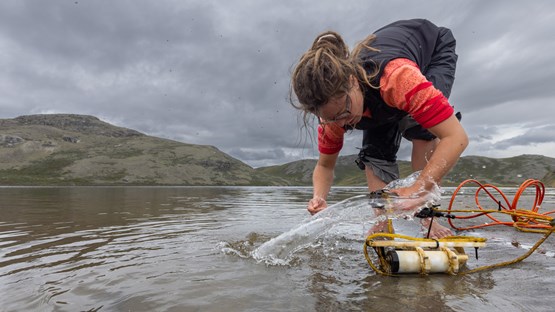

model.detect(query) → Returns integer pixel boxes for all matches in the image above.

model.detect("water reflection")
[0,186,554,311]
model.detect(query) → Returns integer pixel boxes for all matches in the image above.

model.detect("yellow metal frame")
[364,219,555,276]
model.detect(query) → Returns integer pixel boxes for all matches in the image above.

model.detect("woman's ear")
[350,75,359,89]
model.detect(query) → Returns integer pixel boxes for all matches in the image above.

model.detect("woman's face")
[317,76,363,127]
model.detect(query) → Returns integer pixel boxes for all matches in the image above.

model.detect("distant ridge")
[11,114,144,137]
[1,114,553,187]
[255,154,555,187]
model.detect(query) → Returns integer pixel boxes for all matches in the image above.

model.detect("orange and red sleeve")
[317,123,345,155]
[380,58,454,128]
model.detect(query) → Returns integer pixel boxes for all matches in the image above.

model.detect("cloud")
[494,124,555,148]
[1,0,554,170]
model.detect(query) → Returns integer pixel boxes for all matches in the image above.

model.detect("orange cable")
[446,178,553,231]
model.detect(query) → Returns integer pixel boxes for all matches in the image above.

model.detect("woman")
[290,19,468,239]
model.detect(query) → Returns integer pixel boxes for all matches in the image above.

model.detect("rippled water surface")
[1,186,555,311]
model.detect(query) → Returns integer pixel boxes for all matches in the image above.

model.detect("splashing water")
[251,194,373,265]
[251,171,442,265]
[384,171,421,190]
[374,171,443,221]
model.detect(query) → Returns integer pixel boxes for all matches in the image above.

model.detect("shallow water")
[1,186,554,311]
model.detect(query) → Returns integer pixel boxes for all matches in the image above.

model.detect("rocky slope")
[0,114,284,186]
[1,114,553,187]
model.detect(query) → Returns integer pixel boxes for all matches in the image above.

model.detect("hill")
[0,114,285,186]
[256,154,555,187]
[1,114,553,187]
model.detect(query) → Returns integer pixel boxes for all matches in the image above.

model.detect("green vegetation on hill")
[0,114,284,186]
[1,114,553,186]
[256,154,555,187]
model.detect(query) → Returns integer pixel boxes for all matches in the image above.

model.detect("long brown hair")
[289,31,380,125]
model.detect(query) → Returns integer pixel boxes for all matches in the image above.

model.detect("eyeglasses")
[319,94,351,125]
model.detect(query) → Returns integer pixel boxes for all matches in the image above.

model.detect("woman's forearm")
[419,116,468,190]
[419,135,467,190]
[312,163,334,199]
[312,153,339,199]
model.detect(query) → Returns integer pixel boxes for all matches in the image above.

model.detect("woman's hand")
[389,183,432,212]
[390,182,426,198]
[307,196,327,215]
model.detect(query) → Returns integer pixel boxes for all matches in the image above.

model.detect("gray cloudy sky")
[1,0,555,168]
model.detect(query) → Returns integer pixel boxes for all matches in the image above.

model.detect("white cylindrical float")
[385,247,468,274]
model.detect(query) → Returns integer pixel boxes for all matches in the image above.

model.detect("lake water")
[1,186,555,312]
